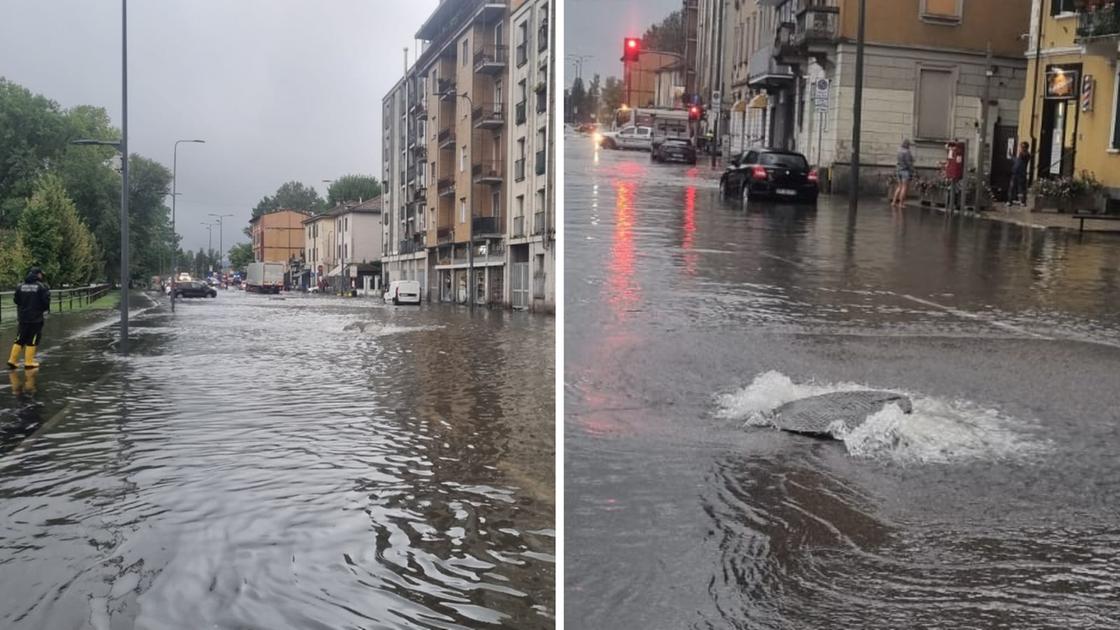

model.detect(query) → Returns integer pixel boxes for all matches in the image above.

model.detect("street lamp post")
[208,213,233,276]
[201,222,214,271]
[171,138,205,311]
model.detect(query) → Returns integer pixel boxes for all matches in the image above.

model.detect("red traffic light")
[689,105,701,120]
[623,38,641,62]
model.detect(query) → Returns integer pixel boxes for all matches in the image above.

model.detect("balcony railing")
[472,216,502,236]
[512,214,525,237]
[472,102,506,129]
[437,227,453,244]
[535,150,546,175]
[437,78,456,99]
[437,177,455,197]
[1077,3,1120,41]
[515,101,527,125]
[473,45,509,74]
[793,5,839,47]
[514,158,526,181]
[533,211,546,235]
[398,239,422,255]
[472,160,505,184]
[438,128,456,149]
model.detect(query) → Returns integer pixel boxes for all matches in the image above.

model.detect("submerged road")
[0,291,554,629]
[565,135,1120,629]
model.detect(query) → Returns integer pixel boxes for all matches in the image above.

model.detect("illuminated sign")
[1045,68,1079,99]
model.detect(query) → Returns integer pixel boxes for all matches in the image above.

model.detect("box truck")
[246,262,285,294]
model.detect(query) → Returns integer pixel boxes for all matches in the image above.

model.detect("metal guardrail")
[0,284,113,324]
[1077,4,1120,41]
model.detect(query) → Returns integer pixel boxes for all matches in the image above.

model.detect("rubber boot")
[6,345,21,370]
[23,346,39,370]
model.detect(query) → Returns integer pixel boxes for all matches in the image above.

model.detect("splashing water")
[717,371,1049,464]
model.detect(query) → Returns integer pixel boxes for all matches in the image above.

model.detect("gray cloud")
[0,0,438,252]
[565,0,681,87]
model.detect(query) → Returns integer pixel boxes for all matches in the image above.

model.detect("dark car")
[652,137,698,164]
[719,148,819,205]
[174,280,217,299]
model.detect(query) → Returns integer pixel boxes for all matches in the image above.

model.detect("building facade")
[624,51,685,108]
[381,0,554,311]
[705,0,1031,195]
[303,213,335,290]
[248,209,308,264]
[506,0,555,312]
[1018,0,1120,202]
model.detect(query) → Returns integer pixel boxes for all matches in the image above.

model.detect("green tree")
[642,10,684,53]
[0,230,31,289]
[125,155,174,283]
[253,181,325,217]
[17,175,68,281]
[586,74,602,122]
[55,185,99,287]
[228,242,253,273]
[327,174,381,207]
[569,78,586,122]
[601,76,625,119]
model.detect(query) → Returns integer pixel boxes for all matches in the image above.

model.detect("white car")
[383,280,421,305]
[595,125,652,151]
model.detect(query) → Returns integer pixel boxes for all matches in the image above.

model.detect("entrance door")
[990,125,1017,202]
[1039,99,1068,179]
[511,262,530,309]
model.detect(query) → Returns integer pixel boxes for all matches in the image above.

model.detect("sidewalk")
[903,199,1120,234]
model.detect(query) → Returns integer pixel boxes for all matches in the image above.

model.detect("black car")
[174,281,217,299]
[651,137,698,164]
[719,148,819,204]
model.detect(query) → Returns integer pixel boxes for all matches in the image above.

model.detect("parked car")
[651,137,698,164]
[384,280,421,305]
[719,148,819,205]
[595,125,653,151]
[174,281,217,299]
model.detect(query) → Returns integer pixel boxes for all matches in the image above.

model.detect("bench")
[1072,213,1120,233]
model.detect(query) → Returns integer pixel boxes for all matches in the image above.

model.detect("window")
[921,0,963,23]
[1112,66,1120,150]
[915,67,954,140]
[461,146,467,172]
[459,198,467,223]
[517,194,524,217]
[1051,0,1076,15]
[491,190,500,221]
[462,39,469,65]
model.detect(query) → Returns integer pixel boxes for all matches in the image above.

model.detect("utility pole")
[120,0,129,354]
[978,42,993,210]
[849,0,867,214]
[209,213,233,276]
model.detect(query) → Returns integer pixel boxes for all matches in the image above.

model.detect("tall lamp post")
[208,212,233,276]
[201,222,215,273]
[171,138,206,311]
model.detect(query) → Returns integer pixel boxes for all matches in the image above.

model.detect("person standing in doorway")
[1008,142,1032,206]
[7,267,50,370]
[892,139,915,207]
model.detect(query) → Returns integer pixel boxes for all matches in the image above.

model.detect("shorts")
[15,321,44,347]
[897,168,913,182]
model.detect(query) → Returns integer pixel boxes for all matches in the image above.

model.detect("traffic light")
[623,38,641,62]
[688,105,702,121]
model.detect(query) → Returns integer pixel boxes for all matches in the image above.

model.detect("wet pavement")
[565,135,1120,629]
[0,291,554,629]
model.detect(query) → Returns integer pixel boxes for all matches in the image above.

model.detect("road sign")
[813,78,830,111]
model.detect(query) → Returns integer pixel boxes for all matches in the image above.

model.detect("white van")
[384,280,421,305]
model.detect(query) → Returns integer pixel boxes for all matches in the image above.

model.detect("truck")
[246,262,285,294]
[597,107,692,153]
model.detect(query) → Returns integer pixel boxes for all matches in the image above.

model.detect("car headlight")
[592,132,602,146]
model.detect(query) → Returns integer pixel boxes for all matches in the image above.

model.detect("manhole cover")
[772,390,912,438]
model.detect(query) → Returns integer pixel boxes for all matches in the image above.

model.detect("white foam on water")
[717,371,1049,464]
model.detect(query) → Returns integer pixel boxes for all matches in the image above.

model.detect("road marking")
[899,293,1055,341]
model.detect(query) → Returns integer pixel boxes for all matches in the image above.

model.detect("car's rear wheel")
[719,178,729,199]
[741,182,752,206]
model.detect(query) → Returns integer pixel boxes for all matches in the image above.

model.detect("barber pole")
[1082,75,1094,112]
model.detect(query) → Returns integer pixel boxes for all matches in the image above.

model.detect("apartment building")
[381,69,430,297]
[1019,0,1120,202]
[303,213,334,290]
[248,209,308,264]
[703,0,1031,194]
[507,0,554,312]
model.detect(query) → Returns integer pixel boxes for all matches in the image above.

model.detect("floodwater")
[565,136,1120,629]
[0,291,554,629]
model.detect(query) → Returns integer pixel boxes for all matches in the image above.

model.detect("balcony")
[472,216,502,237]
[533,211,546,236]
[398,238,422,255]
[512,214,525,238]
[438,128,456,150]
[472,160,504,185]
[409,98,427,117]
[473,45,509,75]
[538,22,549,52]
[535,150,546,175]
[536,89,548,114]
[437,227,453,245]
[1077,3,1120,43]
[514,158,526,182]
[406,165,416,183]
[472,102,506,129]
[774,2,839,67]
[411,185,426,203]
[437,177,455,197]
[515,101,527,125]
[437,78,456,100]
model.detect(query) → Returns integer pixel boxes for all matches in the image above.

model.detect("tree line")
[0,78,176,289]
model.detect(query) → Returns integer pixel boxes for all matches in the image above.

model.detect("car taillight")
[808,168,819,182]
[752,165,769,180]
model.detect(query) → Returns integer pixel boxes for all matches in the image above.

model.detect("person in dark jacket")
[7,267,50,370]
[1007,142,1032,206]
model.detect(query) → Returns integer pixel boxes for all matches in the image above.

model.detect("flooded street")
[1,292,554,629]
[565,136,1120,629]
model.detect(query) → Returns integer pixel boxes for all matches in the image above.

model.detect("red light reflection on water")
[608,178,639,316]
[682,186,698,277]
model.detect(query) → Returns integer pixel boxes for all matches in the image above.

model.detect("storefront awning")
[731,99,748,113]
[748,94,770,109]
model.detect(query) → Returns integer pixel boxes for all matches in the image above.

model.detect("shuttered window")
[921,0,962,22]
[916,68,953,140]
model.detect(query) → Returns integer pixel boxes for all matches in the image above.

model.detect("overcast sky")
[0,0,438,252]
[565,0,681,87]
